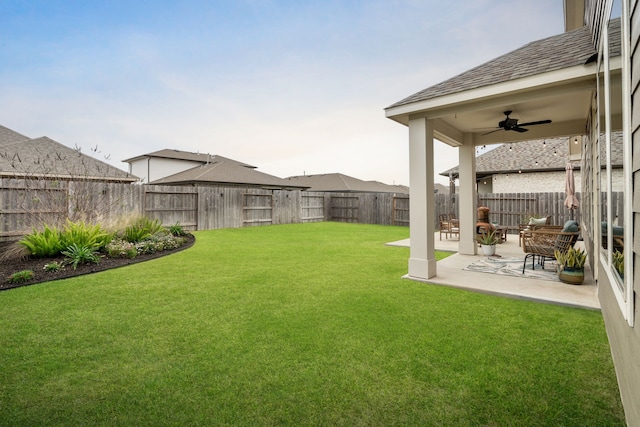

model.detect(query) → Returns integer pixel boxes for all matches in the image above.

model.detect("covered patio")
[384,21,599,282]
[387,234,599,310]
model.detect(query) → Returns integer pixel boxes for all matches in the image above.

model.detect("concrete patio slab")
[386,233,599,310]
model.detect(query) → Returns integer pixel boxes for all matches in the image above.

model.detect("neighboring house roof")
[441,133,623,179]
[387,23,605,110]
[284,173,409,194]
[434,183,459,194]
[148,155,308,190]
[0,126,137,182]
[123,149,256,169]
[434,183,448,194]
[0,125,30,145]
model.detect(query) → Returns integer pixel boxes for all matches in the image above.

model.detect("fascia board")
[385,63,598,124]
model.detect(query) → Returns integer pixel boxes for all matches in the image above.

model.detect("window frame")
[596,0,634,326]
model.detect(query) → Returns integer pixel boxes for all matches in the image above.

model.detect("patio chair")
[521,228,579,274]
[518,215,552,246]
[439,214,459,240]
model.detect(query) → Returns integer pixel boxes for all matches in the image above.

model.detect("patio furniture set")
[439,208,582,276]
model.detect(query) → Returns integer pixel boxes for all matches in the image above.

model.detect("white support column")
[458,134,477,255]
[408,117,437,279]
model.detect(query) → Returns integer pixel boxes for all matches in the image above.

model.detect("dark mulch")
[0,234,195,291]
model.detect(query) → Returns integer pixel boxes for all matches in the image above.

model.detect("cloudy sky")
[1,0,564,185]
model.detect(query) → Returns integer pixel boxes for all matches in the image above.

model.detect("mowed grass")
[0,222,624,426]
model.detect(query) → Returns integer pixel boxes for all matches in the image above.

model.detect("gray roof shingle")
[284,173,409,193]
[0,127,137,182]
[387,24,600,109]
[123,149,256,169]
[0,125,29,146]
[149,155,307,189]
[441,132,623,178]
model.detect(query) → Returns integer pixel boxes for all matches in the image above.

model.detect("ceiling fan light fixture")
[485,111,552,135]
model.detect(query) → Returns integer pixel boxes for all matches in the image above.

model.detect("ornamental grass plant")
[0,223,625,426]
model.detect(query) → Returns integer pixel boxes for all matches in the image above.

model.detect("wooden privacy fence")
[2,177,607,241]
[0,180,408,241]
[435,192,600,233]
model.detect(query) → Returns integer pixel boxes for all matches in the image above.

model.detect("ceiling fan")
[483,111,552,135]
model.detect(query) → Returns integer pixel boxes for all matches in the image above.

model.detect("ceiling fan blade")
[481,128,501,136]
[512,126,528,133]
[517,119,552,127]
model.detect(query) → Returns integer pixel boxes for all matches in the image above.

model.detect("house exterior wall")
[587,0,640,424]
[129,158,149,182]
[491,169,624,193]
[129,157,201,183]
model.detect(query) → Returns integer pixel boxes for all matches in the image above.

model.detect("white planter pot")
[481,244,496,256]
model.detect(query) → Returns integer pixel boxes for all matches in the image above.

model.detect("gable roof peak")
[386,25,596,110]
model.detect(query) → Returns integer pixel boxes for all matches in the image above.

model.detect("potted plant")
[554,246,587,285]
[479,229,498,256]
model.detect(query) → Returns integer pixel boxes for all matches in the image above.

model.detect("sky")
[0,0,564,186]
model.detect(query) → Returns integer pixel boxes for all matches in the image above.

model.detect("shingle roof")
[149,156,307,190]
[0,125,29,145]
[284,173,409,194]
[387,24,598,109]
[0,127,137,182]
[441,132,623,178]
[123,149,256,169]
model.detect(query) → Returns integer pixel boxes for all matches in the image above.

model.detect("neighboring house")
[284,173,409,194]
[123,150,308,190]
[385,1,638,423]
[441,135,624,193]
[0,125,137,182]
[433,183,449,194]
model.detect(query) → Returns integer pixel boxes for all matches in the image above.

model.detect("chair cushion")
[562,220,579,232]
[528,217,547,226]
[601,222,624,236]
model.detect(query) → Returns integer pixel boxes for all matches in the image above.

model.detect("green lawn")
[0,222,624,426]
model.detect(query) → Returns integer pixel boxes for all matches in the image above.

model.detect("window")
[596,0,633,325]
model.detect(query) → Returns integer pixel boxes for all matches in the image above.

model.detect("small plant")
[479,230,498,245]
[7,270,34,284]
[555,246,587,269]
[19,224,64,257]
[168,222,188,236]
[43,261,63,272]
[61,244,100,270]
[105,239,138,259]
[0,242,30,263]
[60,220,112,251]
[613,250,624,276]
[122,217,165,243]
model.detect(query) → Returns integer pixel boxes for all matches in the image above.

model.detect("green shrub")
[43,262,63,272]
[168,222,188,236]
[122,217,165,243]
[105,239,138,259]
[19,224,64,257]
[62,244,100,270]
[7,270,34,284]
[60,220,112,250]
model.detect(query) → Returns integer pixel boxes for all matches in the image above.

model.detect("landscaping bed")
[0,233,195,290]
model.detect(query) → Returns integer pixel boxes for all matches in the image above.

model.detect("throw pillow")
[562,220,579,232]
[528,217,547,226]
